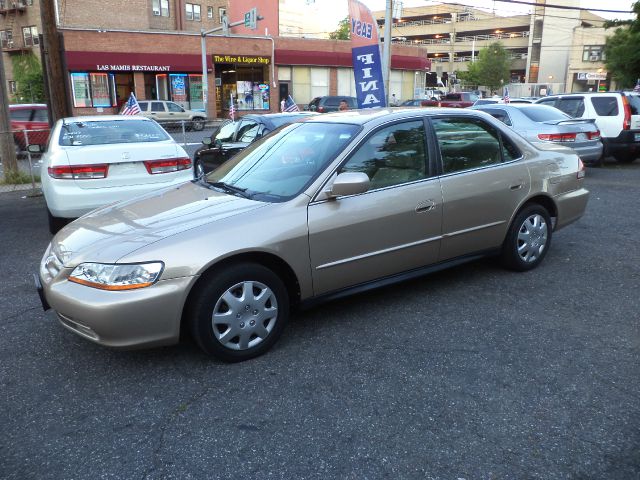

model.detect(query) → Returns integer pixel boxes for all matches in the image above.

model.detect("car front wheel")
[188,263,290,362]
[500,204,552,271]
[47,209,69,235]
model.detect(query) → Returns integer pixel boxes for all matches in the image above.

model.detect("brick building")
[2,0,430,118]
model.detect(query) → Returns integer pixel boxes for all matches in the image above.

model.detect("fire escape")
[0,1,30,53]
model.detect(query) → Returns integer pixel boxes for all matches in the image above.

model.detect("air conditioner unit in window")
[589,54,599,62]
[153,8,161,15]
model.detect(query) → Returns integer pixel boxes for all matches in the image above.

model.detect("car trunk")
[64,141,185,189]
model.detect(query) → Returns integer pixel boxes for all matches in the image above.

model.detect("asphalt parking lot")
[1,162,639,479]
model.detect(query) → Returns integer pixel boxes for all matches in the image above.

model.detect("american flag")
[229,93,236,121]
[502,86,510,104]
[121,92,141,115]
[634,79,640,93]
[283,95,300,112]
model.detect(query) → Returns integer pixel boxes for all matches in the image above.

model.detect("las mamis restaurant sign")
[348,0,386,108]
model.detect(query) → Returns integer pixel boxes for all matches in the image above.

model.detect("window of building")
[8,80,16,94]
[70,72,117,108]
[186,3,200,21]
[152,0,169,17]
[26,0,34,5]
[207,6,213,19]
[0,30,12,48]
[219,7,227,24]
[583,45,605,62]
[292,67,329,104]
[22,26,39,47]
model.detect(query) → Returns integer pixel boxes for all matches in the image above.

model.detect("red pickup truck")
[421,92,479,108]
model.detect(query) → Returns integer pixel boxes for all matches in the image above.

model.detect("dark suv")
[10,104,50,150]
[307,96,357,113]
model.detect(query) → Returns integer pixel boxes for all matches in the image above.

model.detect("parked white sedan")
[37,115,193,234]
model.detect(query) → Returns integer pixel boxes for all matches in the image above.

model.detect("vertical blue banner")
[352,45,386,109]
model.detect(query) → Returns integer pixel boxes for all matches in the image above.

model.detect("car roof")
[58,115,155,123]
[304,107,487,126]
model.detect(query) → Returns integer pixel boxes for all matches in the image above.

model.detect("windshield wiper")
[207,181,252,199]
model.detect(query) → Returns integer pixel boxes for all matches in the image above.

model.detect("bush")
[1,169,40,185]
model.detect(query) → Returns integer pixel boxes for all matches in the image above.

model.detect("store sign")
[212,54,270,65]
[96,64,171,72]
[577,71,607,81]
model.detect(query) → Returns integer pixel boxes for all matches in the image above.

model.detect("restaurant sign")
[213,54,270,65]
[96,64,171,72]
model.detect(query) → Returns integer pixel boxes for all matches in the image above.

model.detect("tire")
[47,209,69,235]
[500,204,552,272]
[188,263,290,362]
[191,117,205,131]
[614,152,636,164]
[193,158,205,178]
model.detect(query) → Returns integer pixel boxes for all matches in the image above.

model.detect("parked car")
[193,112,318,176]
[136,100,206,131]
[535,92,640,163]
[37,108,589,362]
[400,99,425,107]
[471,104,603,164]
[35,115,192,234]
[421,92,479,108]
[9,103,50,150]
[472,98,534,106]
[306,96,358,113]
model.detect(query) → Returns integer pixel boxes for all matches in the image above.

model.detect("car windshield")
[519,105,570,122]
[59,120,170,146]
[204,122,360,202]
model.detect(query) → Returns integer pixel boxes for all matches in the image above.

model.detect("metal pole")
[201,29,209,119]
[382,0,393,105]
[24,130,37,192]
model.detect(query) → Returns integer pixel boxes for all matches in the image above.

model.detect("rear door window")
[32,108,49,122]
[151,102,166,112]
[590,96,619,116]
[481,108,512,126]
[555,97,585,117]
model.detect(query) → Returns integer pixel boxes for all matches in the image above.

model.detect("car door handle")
[415,200,436,213]
[510,181,524,190]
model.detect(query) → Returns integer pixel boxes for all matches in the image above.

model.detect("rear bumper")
[554,187,589,230]
[573,142,603,163]
[602,131,640,156]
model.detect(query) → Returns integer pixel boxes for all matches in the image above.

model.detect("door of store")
[279,82,290,111]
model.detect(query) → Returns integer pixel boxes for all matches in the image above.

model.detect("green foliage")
[1,168,39,185]
[329,16,351,40]
[604,1,640,88]
[466,42,511,93]
[10,53,45,103]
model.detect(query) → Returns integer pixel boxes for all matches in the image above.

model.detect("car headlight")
[68,262,164,290]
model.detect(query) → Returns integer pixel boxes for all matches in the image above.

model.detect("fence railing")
[392,30,530,45]
[0,128,48,193]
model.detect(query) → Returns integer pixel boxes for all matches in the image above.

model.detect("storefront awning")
[65,51,213,73]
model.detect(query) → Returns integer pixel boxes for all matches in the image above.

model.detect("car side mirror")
[202,137,212,146]
[325,172,370,198]
[27,144,42,154]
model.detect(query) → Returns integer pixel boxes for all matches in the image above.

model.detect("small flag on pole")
[121,92,141,115]
[502,86,510,104]
[634,79,640,93]
[229,93,236,121]
[283,95,300,112]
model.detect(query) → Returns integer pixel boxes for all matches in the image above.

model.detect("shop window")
[292,67,328,104]
[207,6,213,19]
[22,26,39,47]
[70,72,117,108]
[186,3,200,21]
[152,0,169,17]
[337,68,356,97]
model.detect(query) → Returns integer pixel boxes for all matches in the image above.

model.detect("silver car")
[37,108,589,362]
[471,103,603,164]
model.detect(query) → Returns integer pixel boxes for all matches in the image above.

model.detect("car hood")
[49,181,267,267]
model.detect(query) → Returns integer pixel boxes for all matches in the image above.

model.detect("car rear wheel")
[188,263,289,362]
[191,117,205,131]
[193,159,204,178]
[500,204,552,271]
[614,152,637,163]
[47,209,69,235]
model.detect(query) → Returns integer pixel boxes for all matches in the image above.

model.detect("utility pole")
[40,0,71,124]
[0,50,18,178]
[382,0,393,106]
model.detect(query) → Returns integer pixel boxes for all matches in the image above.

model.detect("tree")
[604,1,640,88]
[465,42,511,94]
[11,53,45,103]
[329,16,350,40]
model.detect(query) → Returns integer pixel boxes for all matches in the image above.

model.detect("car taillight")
[48,164,109,180]
[538,133,577,142]
[587,130,601,140]
[577,158,586,179]
[622,95,632,130]
[317,106,325,113]
[143,157,192,175]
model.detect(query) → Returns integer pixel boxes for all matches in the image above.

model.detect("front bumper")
[39,270,195,349]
